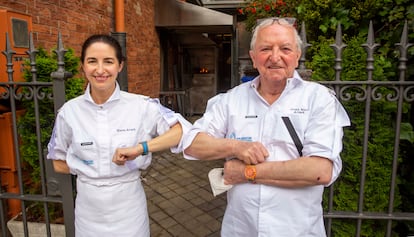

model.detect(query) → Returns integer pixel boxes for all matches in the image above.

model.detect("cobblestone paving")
[142,151,227,237]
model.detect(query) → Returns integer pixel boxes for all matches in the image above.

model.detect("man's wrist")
[230,139,238,157]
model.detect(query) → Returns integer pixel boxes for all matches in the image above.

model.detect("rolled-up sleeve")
[304,92,350,186]
[182,94,225,160]
[327,99,351,185]
[47,111,71,161]
[150,98,192,153]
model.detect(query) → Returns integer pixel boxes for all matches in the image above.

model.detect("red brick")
[0,0,159,96]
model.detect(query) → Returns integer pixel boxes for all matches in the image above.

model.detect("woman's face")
[81,42,123,96]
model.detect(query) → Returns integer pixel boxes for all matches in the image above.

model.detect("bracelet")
[140,141,149,155]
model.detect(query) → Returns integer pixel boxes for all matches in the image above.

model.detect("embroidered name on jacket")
[290,108,309,114]
[116,128,137,132]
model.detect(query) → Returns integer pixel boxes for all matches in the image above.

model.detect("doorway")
[159,30,232,116]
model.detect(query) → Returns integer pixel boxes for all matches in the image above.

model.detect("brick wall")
[124,0,160,97]
[0,0,160,97]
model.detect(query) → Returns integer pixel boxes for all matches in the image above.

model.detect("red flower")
[277,0,286,6]
[239,0,294,31]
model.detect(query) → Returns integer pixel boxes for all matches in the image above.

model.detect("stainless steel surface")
[201,0,245,9]
[155,0,233,33]
[177,33,217,46]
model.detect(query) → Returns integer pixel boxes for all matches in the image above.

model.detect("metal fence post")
[50,32,75,237]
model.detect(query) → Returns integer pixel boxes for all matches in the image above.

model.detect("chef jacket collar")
[84,82,121,106]
[250,70,304,91]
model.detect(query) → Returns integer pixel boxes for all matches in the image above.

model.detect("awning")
[155,0,233,33]
[200,0,245,9]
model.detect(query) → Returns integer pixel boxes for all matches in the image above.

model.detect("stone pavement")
[142,151,227,237]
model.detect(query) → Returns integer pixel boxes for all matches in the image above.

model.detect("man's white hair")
[250,18,303,53]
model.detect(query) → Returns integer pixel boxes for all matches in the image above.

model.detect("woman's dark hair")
[80,34,125,63]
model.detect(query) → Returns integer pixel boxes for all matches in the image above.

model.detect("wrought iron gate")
[299,21,414,236]
[0,33,75,237]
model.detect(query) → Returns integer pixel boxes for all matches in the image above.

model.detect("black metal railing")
[0,32,75,237]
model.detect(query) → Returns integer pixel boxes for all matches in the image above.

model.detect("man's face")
[249,24,301,83]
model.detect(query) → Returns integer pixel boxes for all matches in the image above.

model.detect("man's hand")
[232,141,268,165]
[112,145,142,165]
[223,159,246,185]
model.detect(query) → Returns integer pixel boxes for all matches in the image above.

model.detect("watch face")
[245,166,256,180]
[246,168,255,177]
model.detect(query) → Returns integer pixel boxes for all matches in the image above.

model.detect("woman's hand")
[112,145,143,165]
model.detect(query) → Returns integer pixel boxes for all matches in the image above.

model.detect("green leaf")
[400,123,414,143]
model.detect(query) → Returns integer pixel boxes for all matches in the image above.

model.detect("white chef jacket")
[47,83,190,237]
[183,71,350,237]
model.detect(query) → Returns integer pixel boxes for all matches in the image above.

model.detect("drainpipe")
[111,0,128,91]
